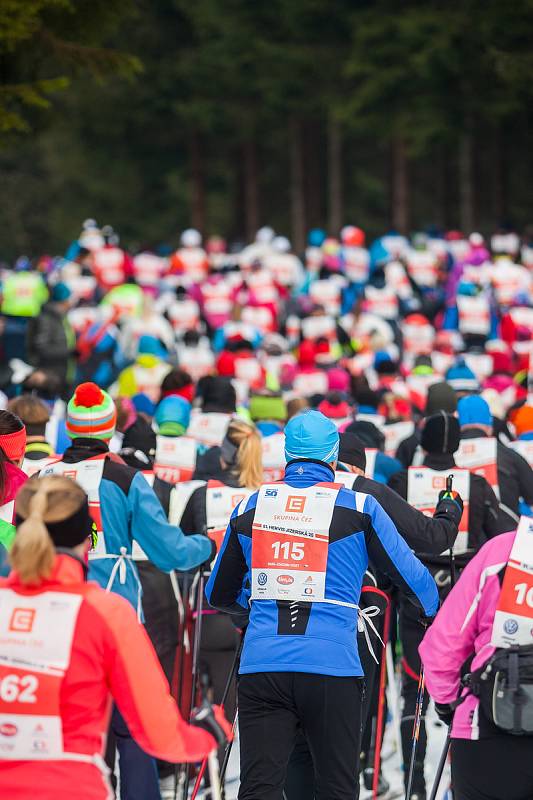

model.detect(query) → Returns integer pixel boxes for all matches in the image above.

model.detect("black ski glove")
[435,489,464,527]
[191,699,231,747]
[434,701,454,726]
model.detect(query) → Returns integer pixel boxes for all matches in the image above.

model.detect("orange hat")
[514,405,533,437]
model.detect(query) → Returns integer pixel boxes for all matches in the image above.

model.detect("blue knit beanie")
[284,409,339,464]
[457,395,492,428]
[445,359,479,393]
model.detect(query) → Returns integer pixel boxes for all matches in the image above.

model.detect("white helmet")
[272,235,291,253]
[340,225,355,243]
[469,232,484,247]
[181,228,202,248]
[82,218,98,230]
[255,226,275,244]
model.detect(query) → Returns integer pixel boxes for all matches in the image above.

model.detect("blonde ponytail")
[10,486,54,585]
[10,476,87,585]
[227,420,263,490]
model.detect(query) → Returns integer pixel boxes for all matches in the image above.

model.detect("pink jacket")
[419,530,515,740]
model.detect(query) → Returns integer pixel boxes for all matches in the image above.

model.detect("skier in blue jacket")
[41,382,213,800]
[206,409,438,800]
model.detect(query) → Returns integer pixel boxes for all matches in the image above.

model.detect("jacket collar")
[6,552,86,589]
[285,459,335,484]
[423,452,456,470]
[63,438,109,463]
[460,427,488,440]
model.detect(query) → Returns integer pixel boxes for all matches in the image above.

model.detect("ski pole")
[405,666,426,800]
[172,572,192,800]
[445,474,457,588]
[219,709,239,785]
[181,568,207,800]
[385,641,402,757]
[428,728,451,800]
[372,592,392,799]
[220,635,244,708]
[191,634,245,799]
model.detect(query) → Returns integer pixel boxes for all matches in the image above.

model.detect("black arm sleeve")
[205,512,250,617]
[387,469,408,499]
[179,486,207,535]
[477,476,503,539]
[512,448,533,505]
[374,482,458,556]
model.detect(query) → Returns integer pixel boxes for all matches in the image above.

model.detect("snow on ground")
[189,700,451,799]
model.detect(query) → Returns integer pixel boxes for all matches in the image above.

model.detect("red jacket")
[0,555,216,799]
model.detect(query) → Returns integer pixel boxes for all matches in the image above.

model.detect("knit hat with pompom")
[66,383,117,440]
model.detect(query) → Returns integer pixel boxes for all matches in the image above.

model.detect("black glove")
[434,701,454,726]
[191,699,231,747]
[435,489,464,527]
[199,538,217,572]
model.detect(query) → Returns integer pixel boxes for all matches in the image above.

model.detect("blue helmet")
[308,228,326,248]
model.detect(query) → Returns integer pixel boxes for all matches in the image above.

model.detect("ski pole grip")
[446,474,453,495]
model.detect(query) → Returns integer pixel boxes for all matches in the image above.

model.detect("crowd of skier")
[0,219,533,800]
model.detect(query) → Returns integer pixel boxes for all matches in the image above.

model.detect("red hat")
[342,226,365,247]
[298,340,316,367]
[216,350,237,377]
[491,351,514,375]
[318,398,351,419]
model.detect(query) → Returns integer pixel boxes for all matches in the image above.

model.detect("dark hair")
[0,410,25,504]
[161,368,193,393]
[196,375,236,413]
[8,395,49,436]
[21,369,62,401]
[356,388,380,410]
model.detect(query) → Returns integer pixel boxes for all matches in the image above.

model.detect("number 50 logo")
[285,496,306,514]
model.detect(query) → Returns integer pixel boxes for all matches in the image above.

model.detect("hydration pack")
[469,644,533,735]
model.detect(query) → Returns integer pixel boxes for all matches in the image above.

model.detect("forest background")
[1,0,532,260]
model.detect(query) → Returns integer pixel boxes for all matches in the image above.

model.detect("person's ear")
[329,460,337,470]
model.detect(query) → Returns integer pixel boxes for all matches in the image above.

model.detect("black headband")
[16,497,93,549]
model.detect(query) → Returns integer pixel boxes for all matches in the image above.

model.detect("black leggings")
[238,672,365,800]
[451,736,533,800]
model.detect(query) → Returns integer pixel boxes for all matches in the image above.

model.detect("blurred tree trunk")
[492,124,506,223]
[327,114,343,233]
[289,115,306,252]
[432,146,446,229]
[189,131,206,233]
[243,139,259,241]
[305,121,322,229]
[459,122,474,232]
[231,145,245,241]
[391,136,408,233]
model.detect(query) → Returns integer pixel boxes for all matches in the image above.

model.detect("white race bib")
[251,482,339,602]
[154,435,196,484]
[456,438,499,497]
[261,433,286,482]
[206,481,252,555]
[0,589,82,760]
[491,516,533,648]
[407,467,471,554]
[42,457,106,553]
[187,412,231,447]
